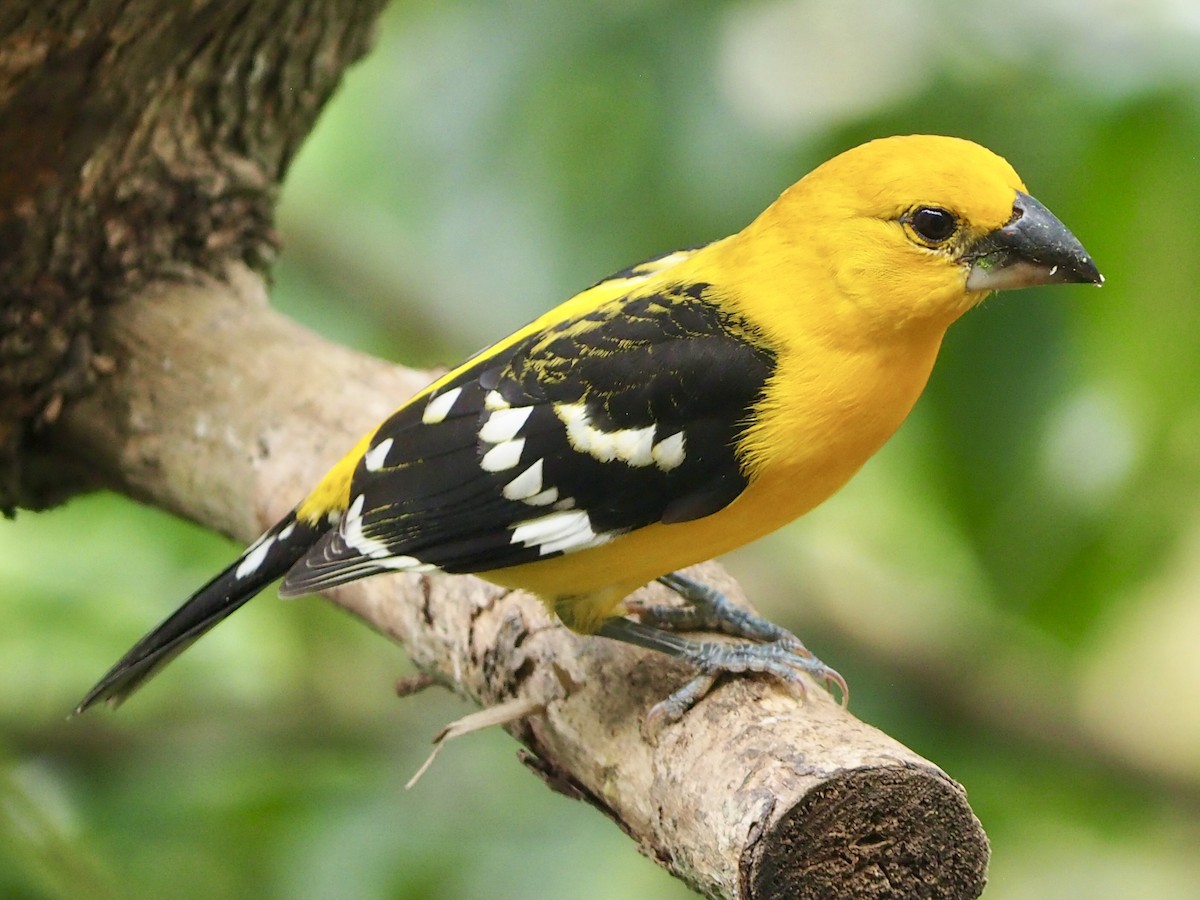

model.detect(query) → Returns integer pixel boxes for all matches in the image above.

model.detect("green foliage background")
[5,1,1200,897]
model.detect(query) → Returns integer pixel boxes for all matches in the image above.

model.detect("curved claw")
[642,673,718,743]
[599,574,852,730]
[813,663,850,708]
[640,641,848,740]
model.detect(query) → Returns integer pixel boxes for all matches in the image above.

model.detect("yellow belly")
[480,463,840,630]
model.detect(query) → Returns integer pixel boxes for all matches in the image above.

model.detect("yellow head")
[734,135,1101,340]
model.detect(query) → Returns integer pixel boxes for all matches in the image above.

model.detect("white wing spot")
[236,534,275,580]
[510,511,571,547]
[342,494,391,558]
[510,510,613,556]
[480,405,533,444]
[337,497,440,573]
[614,425,656,467]
[372,555,440,573]
[422,387,462,424]
[652,431,686,471]
[277,522,296,541]
[554,402,658,467]
[555,403,593,453]
[503,459,544,501]
[526,487,560,506]
[481,437,525,472]
[364,437,394,472]
[484,390,510,411]
[540,522,610,555]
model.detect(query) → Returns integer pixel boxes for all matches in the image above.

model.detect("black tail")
[75,512,325,713]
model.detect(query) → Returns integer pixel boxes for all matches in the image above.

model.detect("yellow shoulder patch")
[295,429,377,525]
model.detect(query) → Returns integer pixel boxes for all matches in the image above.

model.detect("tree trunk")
[1,4,989,898]
[0,0,383,509]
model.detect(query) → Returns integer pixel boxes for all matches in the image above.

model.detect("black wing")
[280,282,776,596]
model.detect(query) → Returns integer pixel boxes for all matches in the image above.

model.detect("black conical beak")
[965,191,1103,292]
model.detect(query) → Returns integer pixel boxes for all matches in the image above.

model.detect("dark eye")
[908,207,958,244]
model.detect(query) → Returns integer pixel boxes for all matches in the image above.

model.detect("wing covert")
[280,280,777,596]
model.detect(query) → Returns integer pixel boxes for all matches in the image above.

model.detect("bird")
[76,135,1102,725]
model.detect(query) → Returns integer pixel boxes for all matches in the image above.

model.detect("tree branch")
[55,269,988,899]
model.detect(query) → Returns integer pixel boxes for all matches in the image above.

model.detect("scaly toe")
[642,672,719,742]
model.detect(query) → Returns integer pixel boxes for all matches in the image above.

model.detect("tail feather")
[75,512,325,713]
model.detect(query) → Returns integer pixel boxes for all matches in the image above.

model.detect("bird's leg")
[599,574,848,736]
[634,572,813,649]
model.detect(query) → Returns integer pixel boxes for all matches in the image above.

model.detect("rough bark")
[5,2,990,897]
[0,0,386,511]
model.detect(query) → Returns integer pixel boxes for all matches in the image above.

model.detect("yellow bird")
[77,135,1101,723]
